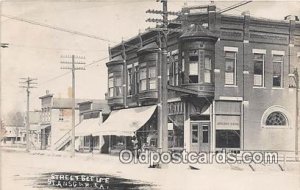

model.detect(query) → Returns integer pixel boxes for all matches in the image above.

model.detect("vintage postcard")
[0,0,299,189]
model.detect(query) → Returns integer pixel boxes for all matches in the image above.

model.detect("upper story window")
[139,63,157,91]
[272,54,284,88]
[168,50,179,86]
[108,73,122,98]
[108,73,114,98]
[188,50,199,83]
[204,56,212,83]
[127,67,133,95]
[139,67,147,91]
[224,51,237,85]
[253,51,265,87]
[134,65,139,94]
[149,66,157,90]
[115,76,122,97]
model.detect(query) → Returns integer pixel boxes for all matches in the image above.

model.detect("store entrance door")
[198,122,210,152]
[191,121,210,152]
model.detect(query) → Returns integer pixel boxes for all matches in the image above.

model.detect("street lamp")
[289,69,299,160]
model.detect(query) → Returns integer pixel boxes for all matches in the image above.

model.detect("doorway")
[191,122,210,152]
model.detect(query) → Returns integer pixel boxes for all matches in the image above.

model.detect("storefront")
[75,118,103,153]
[213,100,242,151]
[94,105,158,154]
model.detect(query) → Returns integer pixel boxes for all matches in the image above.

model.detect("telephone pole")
[295,68,299,160]
[290,68,299,159]
[61,55,85,157]
[19,77,37,152]
[146,0,172,158]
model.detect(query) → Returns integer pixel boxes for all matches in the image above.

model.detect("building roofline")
[39,94,54,99]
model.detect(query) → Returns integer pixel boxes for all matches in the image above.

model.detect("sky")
[1,0,300,118]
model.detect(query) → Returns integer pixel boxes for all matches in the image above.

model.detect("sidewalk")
[3,147,300,173]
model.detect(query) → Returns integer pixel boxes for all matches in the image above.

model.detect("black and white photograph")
[0,0,299,189]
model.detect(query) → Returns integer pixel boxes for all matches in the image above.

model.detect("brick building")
[39,92,80,150]
[102,5,300,154]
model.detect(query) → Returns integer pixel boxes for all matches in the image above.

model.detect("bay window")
[188,50,199,83]
[139,68,147,91]
[115,76,122,96]
[127,68,132,95]
[108,74,114,97]
[149,66,157,90]
[204,56,212,83]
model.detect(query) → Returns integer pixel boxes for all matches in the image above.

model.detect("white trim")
[214,69,220,73]
[171,49,179,55]
[133,62,138,67]
[297,52,300,57]
[261,105,292,129]
[252,49,266,54]
[242,101,249,106]
[224,85,238,88]
[271,50,285,56]
[127,64,133,69]
[243,71,249,74]
[272,87,284,90]
[190,120,210,123]
[289,44,294,47]
[219,96,243,101]
[224,46,238,52]
[243,40,249,44]
[253,86,266,89]
[167,97,181,103]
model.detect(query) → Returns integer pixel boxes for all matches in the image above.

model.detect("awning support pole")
[125,136,127,150]
[109,135,111,154]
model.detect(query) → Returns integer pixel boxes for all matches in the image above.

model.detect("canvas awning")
[75,118,101,136]
[94,105,157,136]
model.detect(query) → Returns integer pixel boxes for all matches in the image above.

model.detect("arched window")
[266,112,287,126]
[261,106,291,128]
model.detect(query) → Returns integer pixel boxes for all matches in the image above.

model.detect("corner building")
[103,5,300,154]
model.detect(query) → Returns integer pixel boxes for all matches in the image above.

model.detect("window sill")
[272,87,284,90]
[224,85,238,88]
[262,125,289,129]
[253,86,266,89]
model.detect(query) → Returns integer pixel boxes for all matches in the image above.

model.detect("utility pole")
[296,68,299,160]
[19,77,38,152]
[61,55,85,157]
[160,0,169,156]
[289,68,299,160]
[291,69,299,159]
[146,0,179,160]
